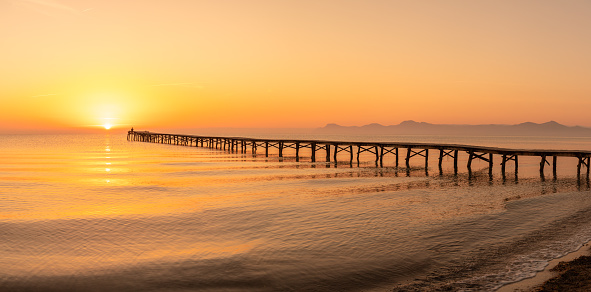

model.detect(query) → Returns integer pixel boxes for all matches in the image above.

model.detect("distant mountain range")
[316,121,591,137]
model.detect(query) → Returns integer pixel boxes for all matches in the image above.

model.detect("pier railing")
[127,130,591,180]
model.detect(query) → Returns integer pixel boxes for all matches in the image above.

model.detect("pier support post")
[489,154,493,175]
[453,150,458,174]
[577,156,590,179]
[553,156,557,179]
[333,144,338,162]
[467,151,474,175]
[325,144,331,162]
[501,154,507,179]
[265,142,269,157]
[311,143,316,162]
[406,147,411,169]
[279,142,283,158]
[424,149,429,170]
[349,145,353,165]
[296,142,300,162]
[375,146,380,166]
[438,149,444,174]
[540,155,547,180]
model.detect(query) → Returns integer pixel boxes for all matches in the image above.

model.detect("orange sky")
[1,0,590,132]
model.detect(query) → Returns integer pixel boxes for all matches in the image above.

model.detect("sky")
[1,0,590,132]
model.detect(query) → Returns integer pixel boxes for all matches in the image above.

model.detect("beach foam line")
[497,242,591,291]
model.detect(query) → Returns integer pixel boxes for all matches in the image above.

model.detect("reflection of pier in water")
[127,130,591,181]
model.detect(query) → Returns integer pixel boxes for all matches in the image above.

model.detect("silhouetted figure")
[131,127,134,132]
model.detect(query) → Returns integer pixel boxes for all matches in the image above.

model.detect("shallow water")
[1,133,591,291]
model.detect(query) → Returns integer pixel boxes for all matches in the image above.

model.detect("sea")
[1,132,591,291]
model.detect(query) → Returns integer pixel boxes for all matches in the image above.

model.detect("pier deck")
[127,130,591,179]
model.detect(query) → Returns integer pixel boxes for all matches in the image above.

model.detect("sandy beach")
[499,243,591,291]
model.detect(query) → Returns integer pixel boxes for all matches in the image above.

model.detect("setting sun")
[103,124,112,130]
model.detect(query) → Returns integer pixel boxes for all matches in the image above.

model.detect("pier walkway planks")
[127,130,591,179]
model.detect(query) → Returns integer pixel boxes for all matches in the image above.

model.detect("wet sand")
[499,243,591,291]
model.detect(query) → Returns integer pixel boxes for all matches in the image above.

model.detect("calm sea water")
[1,133,591,291]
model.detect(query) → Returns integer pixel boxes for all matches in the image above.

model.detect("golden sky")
[1,0,590,132]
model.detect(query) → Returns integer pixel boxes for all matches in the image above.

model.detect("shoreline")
[498,242,591,291]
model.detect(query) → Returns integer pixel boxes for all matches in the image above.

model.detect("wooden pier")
[127,130,591,180]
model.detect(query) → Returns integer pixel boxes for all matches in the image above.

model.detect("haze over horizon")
[2,0,590,132]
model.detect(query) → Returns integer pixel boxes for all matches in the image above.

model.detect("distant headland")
[315,121,591,137]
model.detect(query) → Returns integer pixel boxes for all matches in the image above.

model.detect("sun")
[103,123,112,130]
